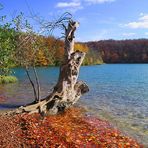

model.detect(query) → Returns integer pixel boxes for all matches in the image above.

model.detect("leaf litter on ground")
[0,107,143,147]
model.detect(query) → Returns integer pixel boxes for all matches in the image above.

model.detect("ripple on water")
[0,65,148,146]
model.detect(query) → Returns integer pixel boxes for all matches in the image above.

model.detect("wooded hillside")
[86,39,148,63]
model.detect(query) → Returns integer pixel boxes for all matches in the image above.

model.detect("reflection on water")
[0,64,148,145]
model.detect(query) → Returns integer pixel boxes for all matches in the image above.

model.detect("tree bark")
[7,20,89,115]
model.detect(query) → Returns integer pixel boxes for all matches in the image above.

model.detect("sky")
[0,0,148,42]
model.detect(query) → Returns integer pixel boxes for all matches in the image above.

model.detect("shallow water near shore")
[0,64,148,146]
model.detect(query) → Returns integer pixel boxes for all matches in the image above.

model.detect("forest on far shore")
[86,39,148,63]
[1,23,148,71]
[0,26,103,69]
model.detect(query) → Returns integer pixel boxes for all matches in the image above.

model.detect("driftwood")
[7,20,89,115]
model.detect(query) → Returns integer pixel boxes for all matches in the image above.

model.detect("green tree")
[0,16,16,75]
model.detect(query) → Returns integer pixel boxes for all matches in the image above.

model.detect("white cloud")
[145,32,148,36]
[55,1,83,13]
[85,0,115,4]
[56,2,81,8]
[125,14,148,29]
[56,0,115,13]
[122,33,136,37]
[139,14,148,21]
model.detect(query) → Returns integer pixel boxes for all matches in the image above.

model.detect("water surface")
[0,64,148,145]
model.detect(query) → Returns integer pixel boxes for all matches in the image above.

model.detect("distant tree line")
[86,39,148,63]
[0,24,102,76]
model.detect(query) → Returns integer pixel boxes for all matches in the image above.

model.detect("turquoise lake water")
[0,64,148,145]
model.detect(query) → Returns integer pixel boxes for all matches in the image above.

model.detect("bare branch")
[33,66,40,102]
[25,67,38,102]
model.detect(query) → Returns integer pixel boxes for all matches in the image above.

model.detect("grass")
[0,75,18,84]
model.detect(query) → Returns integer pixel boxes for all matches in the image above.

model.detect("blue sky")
[0,0,148,42]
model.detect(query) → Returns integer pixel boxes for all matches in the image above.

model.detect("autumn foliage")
[14,35,92,66]
[74,43,89,53]
[0,107,143,147]
[87,39,148,63]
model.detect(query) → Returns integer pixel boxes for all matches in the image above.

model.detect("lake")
[0,64,148,145]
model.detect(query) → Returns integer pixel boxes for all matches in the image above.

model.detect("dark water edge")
[0,64,148,146]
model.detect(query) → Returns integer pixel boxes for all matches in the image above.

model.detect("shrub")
[0,75,18,84]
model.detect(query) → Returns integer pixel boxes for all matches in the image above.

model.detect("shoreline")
[0,107,143,147]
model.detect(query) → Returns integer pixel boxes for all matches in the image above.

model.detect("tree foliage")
[0,16,17,75]
[87,39,148,63]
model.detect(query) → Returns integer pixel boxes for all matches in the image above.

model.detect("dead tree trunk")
[9,20,89,115]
